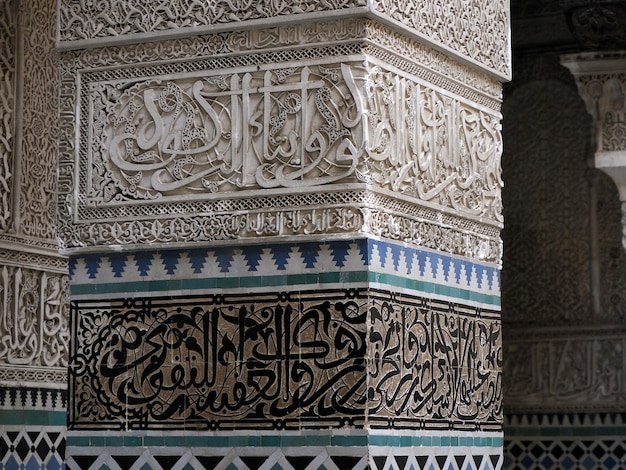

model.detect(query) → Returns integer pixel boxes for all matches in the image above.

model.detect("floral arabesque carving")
[573,72,626,152]
[370,0,511,77]
[0,0,15,233]
[57,0,510,79]
[17,0,59,242]
[58,0,367,42]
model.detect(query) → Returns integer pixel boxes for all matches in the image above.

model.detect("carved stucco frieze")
[562,52,626,249]
[58,26,504,262]
[57,0,511,78]
[504,326,626,412]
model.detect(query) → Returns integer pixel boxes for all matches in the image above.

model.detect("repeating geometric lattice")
[504,438,626,470]
[0,428,66,470]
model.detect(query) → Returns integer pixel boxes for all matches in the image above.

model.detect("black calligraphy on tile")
[69,289,501,431]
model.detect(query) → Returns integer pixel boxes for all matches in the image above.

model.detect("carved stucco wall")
[502,50,626,412]
[0,0,68,386]
[0,1,68,469]
[57,0,511,78]
[57,18,504,264]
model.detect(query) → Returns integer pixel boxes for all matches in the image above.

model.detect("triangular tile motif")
[240,456,268,470]
[155,455,183,468]
[416,455,429,469]
[373,456,388,470]
[187,248,209,273]
[112,455,141,469]
[329,240,351,267]
[72,455,99,469]
[109,253,127,278]
[134,251,154,276]
[488,454,500,469]
[270,244,292,270]
[298,242,321,268]
[329,455,362,469]
[196,456,225,469]
[243,245,265,271]
[286,456,316,470]
[161,250,180,274]
[84,254,102,278]
[395,455,408,470]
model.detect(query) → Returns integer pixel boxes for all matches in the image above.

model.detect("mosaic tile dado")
[69,239,500,306]
[504,413,626,470]
[69,288,502,431]
[0,386,68,469]
[0,426,66,470]
[66,431,503,470]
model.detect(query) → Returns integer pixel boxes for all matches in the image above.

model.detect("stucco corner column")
[56,1,511,469]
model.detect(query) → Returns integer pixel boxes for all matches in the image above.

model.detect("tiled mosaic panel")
[66,431,503,470]
[504,413,626,469]
[0,427,66,470]
[0,386,67,469]
[69,288,501,430]
[68,239,500,307]
[66,451,503,470]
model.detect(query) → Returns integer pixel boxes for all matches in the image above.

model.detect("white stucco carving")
[57,21,504,262]
[57,0,511,79]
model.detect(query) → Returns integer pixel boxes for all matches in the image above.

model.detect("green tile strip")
[369,272,500,306]
[506,426,626,438]
[67,434,502,448]
[0,409,66,426]
[70,271,500,306]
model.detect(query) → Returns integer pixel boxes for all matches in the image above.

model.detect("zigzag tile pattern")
[0,386,67,411]
[69,239,500,304]
[65,447,502,470]
[0,427,66,470]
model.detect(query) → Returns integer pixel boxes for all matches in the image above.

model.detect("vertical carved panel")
[16,0,58,241]
[502,78,591,324]
[597,171,626,320]
[0,0,15,232]
[0,264,69,371]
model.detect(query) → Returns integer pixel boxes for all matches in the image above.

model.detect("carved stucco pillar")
[562,52,626,249]
[0,0,69,468]
[56,1,510,469]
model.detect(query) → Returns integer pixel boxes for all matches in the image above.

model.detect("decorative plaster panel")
[504,327,626,412]
[57,0,511,78]
[370,0,511,77]
[0,263,69,380]
[58,24,503,261]
[0,0,15,234]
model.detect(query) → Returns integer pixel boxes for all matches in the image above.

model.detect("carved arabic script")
[92,64,364,202]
